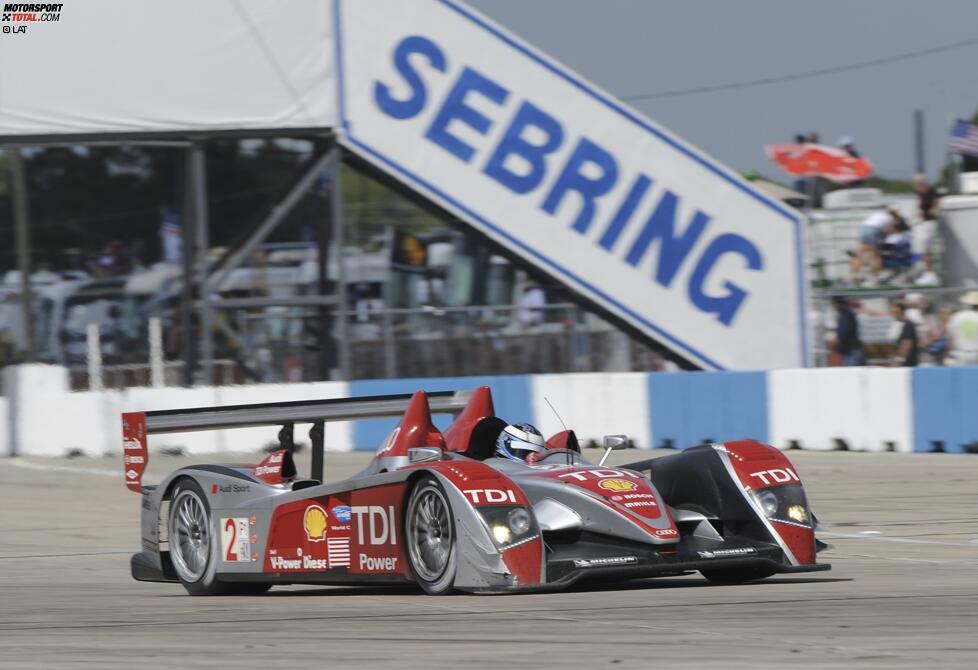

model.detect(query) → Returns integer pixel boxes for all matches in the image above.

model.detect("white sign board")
[334,0,808,370]
[0,0,335,139]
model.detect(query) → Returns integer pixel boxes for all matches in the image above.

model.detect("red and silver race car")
[124,387,829,595]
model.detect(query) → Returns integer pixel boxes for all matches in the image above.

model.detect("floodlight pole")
[190,141,213,385]
[331,148,350,379]
[9,149,35,361]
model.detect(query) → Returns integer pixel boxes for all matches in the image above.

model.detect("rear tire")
[404,476,457,595]
[701,566,776,584]
[167,478,271,596]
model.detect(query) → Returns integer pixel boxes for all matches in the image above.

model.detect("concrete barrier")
[3,364,975,458]
[769,367,914,452]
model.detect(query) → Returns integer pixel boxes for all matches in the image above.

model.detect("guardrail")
[3,365,977,458]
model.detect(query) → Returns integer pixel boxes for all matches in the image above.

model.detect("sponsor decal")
[573,556,638,568]
[124,454,145,465]
[327,537,351,567]
[210,483,251,494]
[598,478,638,493]
[462,488,518,504]
[123,438,142,451]
[303,504,329,543]
[221,517,252,562]
[749,467,800,486]
[269,548,329,571]
[125,469,138,480]
[359,554,398,571]
[624,500,657,509]
[697,547,756,559]
[254,451,284,477]
[655,528,679,537]
[351,506,397,545]
[377,427,401,455]
[557,468,643,483]
[330,505,352,523]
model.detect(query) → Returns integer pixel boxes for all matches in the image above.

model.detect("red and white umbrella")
[765,143,873,184]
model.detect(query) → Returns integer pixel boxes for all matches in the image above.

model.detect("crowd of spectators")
[828,290,978,367]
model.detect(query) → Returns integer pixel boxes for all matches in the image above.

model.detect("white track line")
[8,459,120,478]
[821,530,978,548]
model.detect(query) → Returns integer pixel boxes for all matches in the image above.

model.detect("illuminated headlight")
[786,504,809,524]
[754,490,779,518]
[507,508,531,535]
[492,524,513,545]
[478,506,538,549]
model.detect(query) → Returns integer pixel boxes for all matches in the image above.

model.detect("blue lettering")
[483,102,564,194]
[374,35,446,121]
[541,138,619,234]
[598,174,652,251]
[425,66,509,163]
[688,233,763,326]
[624,190,709,288]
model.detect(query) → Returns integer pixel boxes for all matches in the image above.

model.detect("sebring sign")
[334,0,808,370]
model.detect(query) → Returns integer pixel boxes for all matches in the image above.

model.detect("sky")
[467,0,978,181]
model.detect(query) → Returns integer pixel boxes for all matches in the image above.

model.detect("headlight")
[786,504,809,524]
[507,508,531,535]
[751,485,812,527]
[477,506,538,549]
[491,524,513,545]
[754,490,779,517]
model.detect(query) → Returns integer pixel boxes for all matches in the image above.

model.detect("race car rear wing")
[121,390,472,493]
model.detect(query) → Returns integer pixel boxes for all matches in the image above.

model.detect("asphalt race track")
[2,449,977,669]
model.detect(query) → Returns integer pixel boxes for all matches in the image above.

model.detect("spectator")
[947,290,978,366]
[850,207,897,286]
[837,136,861,159]
[912,173,939,282]
[516,283,546,329]
[829,296,865,366]
[889,301,918,367]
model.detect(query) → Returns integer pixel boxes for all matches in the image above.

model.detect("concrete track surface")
[2,449,978,669]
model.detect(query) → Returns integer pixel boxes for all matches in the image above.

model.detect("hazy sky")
[467,0,978,181]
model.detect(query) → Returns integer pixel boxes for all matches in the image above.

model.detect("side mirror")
[598,434,629,466]
[408,447,443,464]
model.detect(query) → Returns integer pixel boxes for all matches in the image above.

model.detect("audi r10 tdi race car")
[124,387,829,595]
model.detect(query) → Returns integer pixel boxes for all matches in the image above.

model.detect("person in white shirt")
[850,208,897,286]
[947,291,978,366]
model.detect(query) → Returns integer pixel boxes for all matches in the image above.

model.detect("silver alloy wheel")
[407,483,453,582]
[169,489,211,582]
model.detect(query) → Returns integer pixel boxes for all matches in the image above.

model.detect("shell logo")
[598,478,638,493]
[303,504,329,542]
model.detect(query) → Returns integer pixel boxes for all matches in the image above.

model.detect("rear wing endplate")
[121,390,471,493]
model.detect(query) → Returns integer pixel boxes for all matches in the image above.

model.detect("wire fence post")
[87,323,103,392]
[149,316,164,388]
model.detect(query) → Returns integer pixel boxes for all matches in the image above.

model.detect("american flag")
[949,118,978,157]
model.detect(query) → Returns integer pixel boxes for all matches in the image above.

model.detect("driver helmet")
[495,423,545,462]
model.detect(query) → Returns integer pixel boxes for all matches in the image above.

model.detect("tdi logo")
[351,505,397,545]
[749,468,800,486]
[463,489,517,504]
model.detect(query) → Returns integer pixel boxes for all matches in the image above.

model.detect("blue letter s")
[374,35,447,120]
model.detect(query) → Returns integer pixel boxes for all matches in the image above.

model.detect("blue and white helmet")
[495,423,546,462]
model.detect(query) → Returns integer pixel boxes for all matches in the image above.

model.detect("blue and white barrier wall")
[4,365,978,457]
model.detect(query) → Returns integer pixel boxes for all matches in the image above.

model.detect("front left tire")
[404,476,457,595]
